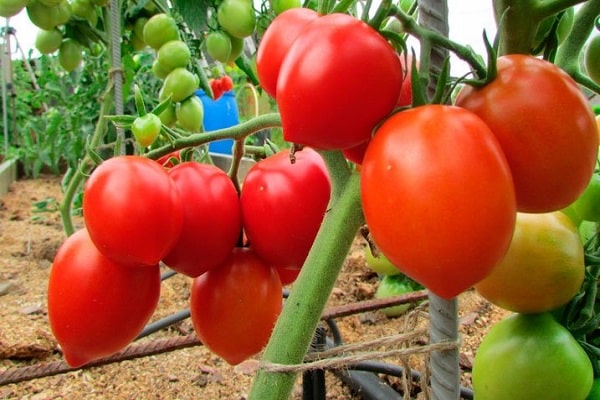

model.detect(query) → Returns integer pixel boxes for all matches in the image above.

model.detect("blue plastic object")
[196,89,239,154]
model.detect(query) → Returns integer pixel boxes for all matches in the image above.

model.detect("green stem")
[248,161,364,400]
[392,6,487,78]
[145,113,281,160]
[59,87,114,236]
[555,0,600,87]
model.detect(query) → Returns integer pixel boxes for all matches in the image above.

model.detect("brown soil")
[0,175,509,399]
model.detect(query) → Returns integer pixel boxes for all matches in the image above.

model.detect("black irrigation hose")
[136,309,191,340]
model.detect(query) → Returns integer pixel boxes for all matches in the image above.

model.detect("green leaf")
[172,0,209,36]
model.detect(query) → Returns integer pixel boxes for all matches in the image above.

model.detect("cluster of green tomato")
[0,0,105,71]
[204,0,255,64]
[129,13,204,148]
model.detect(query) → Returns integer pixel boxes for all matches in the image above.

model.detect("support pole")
[418,1,461,399]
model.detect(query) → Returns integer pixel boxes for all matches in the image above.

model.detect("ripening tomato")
[256,8,320,98]
[131,113,162,147]
[48,229,161,368]
[361,105,516,299]
[456,54,598,213]
[474,211,585,314]
[277,13,402,150]
[162,162,242,278]
[83,155,184,267]
[473,312,593,400]
[240,148,331,273]
[190,247,282,365]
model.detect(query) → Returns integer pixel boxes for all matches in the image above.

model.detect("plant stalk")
[248,156,364,400]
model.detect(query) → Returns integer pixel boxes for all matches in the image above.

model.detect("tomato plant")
[277,13,402,150]
[456,54,599,213]
[48,229,161,368]
[472,312,593,400]
[83,155,184,267]
[474,211,585,314]
[190,247,282,365]
[256,7,320,98]
[240,148,331,275]
[162,162,242,277]
[361,105,516,299]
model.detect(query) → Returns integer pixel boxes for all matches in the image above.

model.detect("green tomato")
[35,29,63,54]
[206,30,232,63]
[58,39,83,72]
[27,0,61,30]
[131,114,162,147]
[158,104,177,128]
[586,377,600,400]
[375,273,424,317]
[176,96,204,132]
[132,16,148,41]
[157,40,191,71]
[364,244,400,276]
[586,35,600,85]
[270,0,300,15]
[571,174,600,222]
[159,68,198,103]
[473,312,593,400]
[217,0,256,39]
[143,13,179,50]
[0,0,28,17]
[151,59,171,80]
[227,33,244,63]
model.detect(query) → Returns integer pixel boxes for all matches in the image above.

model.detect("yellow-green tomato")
[176,96,204,132]
[473,312,593,400]
[364,244,400,276]
[131,114,162,147]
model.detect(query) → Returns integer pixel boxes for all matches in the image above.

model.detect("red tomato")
[240,148,331,273]
[361,105,517,299]
[83,155,184,267]
[277,13,402,150]
[48,229,161,368]
[456,54,598,213]
[256,7,320,98]
[162,162,242,277]
[342,139,370,165]
[190,247,282,365]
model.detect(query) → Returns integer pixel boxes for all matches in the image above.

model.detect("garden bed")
[0,175,509,399]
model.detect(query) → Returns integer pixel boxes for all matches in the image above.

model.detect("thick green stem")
[59,88,114,236]
[248,158,364,400]
[145,113,281,160]
[555,0,600,78]
[493,0,585,55]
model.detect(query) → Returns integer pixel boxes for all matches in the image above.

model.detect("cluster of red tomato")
[209,75,234,100]
[48,147,331,367]
[256,9,599,398]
